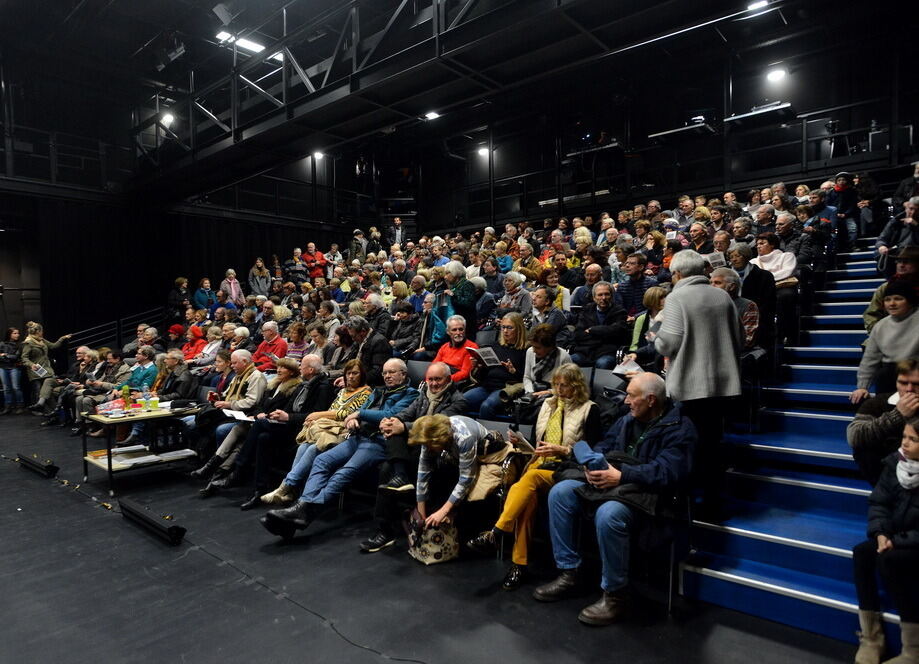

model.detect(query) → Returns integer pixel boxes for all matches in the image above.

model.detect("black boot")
[199,467,230,497]
[263,502,318,532]
[502,564,527,591]
[189,455,225,480]
[533,569,581,602]
[239,490,265,511]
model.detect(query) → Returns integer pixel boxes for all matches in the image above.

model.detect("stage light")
[161,113,175,128]
[119,498,186,546]
[766,68,787,82]
[477,147,489,157]
[748,1,768,9]
[313,151,325,160]
[424,111,441,120]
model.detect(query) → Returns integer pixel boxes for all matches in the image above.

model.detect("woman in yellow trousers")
[467,362,602,590]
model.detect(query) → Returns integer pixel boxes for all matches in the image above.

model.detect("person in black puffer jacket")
[851,416,919,664]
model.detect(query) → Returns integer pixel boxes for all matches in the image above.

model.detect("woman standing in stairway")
[851,283,919,403]
[852,416,919,664]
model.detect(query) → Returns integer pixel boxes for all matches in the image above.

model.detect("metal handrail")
[68,307,166,352]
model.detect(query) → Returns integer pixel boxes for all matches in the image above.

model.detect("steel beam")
[194,101,231,133]
[322,9,353,88]
[284,47,316,94]
[359,0,410,70]
[239,75,284,108]
[449,0,479,29]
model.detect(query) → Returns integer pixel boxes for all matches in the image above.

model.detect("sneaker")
[379,474,415,492]
[360,531,396,553]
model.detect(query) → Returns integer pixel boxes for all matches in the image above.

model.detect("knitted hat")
[886,280,918,306]
[189,325,205,339]
[168,324,186,336]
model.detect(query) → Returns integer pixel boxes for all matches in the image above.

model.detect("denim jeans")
[569,353,617,369]
[299,433,387,505]
[463,386,503,415]
[548,479,635,592]
[0,367,24,406]
[284,443,320,487]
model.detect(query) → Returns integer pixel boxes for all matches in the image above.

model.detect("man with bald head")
[361,361,468,552]
[571,263,605,308]
[534,372,696,625]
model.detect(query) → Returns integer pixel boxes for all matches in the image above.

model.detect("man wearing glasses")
[261,358,419,539]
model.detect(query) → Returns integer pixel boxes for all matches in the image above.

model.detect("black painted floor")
[0,414,851,664]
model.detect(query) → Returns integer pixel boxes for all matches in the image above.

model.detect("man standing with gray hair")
[655,250,741,508]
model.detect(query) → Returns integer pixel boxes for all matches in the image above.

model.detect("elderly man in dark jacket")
[340,315,392,387]
[533,373,695,625]
[360,361,468,552]
[261,358,418,539]
[569,281,630,369]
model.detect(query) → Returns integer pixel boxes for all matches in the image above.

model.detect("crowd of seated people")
[7,172,919,653]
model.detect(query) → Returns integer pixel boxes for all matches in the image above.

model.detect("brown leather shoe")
[577,589,630,625]
[532,569,580,602]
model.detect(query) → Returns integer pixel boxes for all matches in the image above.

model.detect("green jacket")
[20,335,67,381]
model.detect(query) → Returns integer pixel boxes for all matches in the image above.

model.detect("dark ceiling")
[0,0,905,204]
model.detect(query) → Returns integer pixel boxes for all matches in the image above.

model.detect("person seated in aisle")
[252,321,288,373]
[877,197,919,277]
[623,286,667,372]
[848,359,919,486]
[387,302,422,358]
[360,362,469,552]
[864,247,919,334]
[851,415,919,664]
[775,212,822,272]
[571,263,604,309]
[529,286,569,346]
[728,243,777,356]
[532,372,695,625]
[569,281,629,369]
[120,349,197,444]
[428,314,478,383]
[467,362,602,589]
[463,312,528,417]
[260,358,418,539]
[614,253,657,323]
[710,268,759,350]
[851,283,919,404]
[495,271,532,317]
[751,232,799,346]
[256,359,370,509]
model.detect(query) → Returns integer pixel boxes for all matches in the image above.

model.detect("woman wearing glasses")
[466,362,601,589]
[462,312,528,417]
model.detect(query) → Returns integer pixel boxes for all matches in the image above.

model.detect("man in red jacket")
[302,242,327,283]
[252,321,288,372]
[432,314,478,383]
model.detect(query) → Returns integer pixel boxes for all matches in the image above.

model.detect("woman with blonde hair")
[463,312,528,416]
[22,322,72,414]
[389,280,411,314]
[259,359,372,505]
[468,362,601,588]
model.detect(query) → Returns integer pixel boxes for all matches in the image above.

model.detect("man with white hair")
[753,203,776,236]
[364,293,393,337]
[534,372,696,625]
[252,321,288,372]
[341,316,391,387]
[710,267,759,349]
[654,250,741,506]
[392,258,414,285]
[261,357,419,539]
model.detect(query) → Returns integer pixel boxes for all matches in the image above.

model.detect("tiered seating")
[681,238,901,645]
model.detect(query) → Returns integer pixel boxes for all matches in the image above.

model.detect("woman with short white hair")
[220,269,245,308]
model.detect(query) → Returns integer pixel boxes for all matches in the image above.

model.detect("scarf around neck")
[897,449,919,490]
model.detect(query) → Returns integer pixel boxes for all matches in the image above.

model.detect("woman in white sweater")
[851,282,919,403]
[752,232,799,346]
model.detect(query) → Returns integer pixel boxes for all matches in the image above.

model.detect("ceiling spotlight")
[477,147,489,157]
[313,151,325,160]
[424,111,441,120]
[747,0,768,9]
[161,113,175,128]
[766,68,787,82]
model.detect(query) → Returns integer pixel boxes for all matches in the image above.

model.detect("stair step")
[692,499,861,579]
[812,302,867,316]
[760,407,852,438]
[782,364,858,385]
[724,429,856,469]
[681,553,899,644]
[804,314,866,328]
[802,329,866,346]
[815,288,875,302]
[783,346,862,363]
[762,382,855,407]
[725,466,869,516]
[825,277,885,289]
[835,251,875,262]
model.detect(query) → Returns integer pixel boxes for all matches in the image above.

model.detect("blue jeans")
[463,386,503,415]
[548,479,635,592]
[0,367,24,406]
[299,433,386,505]
[569,353,617,369]
[284,443,321,487]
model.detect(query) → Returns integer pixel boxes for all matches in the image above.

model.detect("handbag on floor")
[403,508,459,565]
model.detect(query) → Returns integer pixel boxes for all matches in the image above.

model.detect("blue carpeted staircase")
[680,239,902,645]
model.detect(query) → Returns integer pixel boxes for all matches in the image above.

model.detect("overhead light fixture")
[313,151,324,160]
[477,147,489,157]
[216,32,283,62]
[747,0,768,9]
[766,67,787,82]
[161,113,175,128]
[424,111,441,120]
